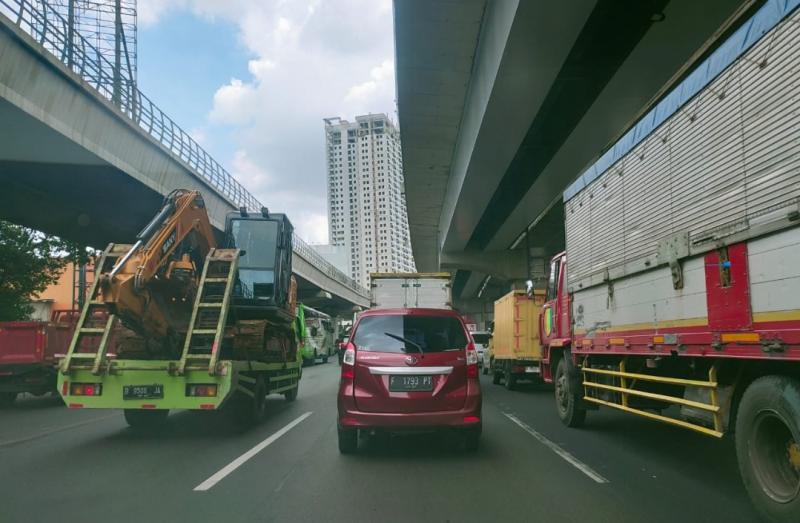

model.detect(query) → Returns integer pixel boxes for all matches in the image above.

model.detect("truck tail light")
[341,344,355,380]
[186,384,218,397]
[466,342,479,378]
[71,383,102,396]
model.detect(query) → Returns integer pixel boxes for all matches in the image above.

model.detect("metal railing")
[0,0,368,297]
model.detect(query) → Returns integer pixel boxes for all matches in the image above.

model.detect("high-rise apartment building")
[324,114,415,287]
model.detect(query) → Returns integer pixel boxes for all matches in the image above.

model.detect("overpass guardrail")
[0,0,368,299]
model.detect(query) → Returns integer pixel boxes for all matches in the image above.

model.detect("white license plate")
[525,366,538,373]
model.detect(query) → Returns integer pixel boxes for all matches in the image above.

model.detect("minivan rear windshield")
[353,314,468,353]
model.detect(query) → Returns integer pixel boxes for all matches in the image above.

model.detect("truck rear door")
[414,277,451,309]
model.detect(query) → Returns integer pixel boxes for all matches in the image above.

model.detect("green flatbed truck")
[56,192,302,427]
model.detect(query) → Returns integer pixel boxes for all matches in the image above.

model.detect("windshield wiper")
[384,332,424,357]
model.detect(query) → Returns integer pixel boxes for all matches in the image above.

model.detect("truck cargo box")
[370,273,451,309]
[492,290,544,362]
[563,5,800,339]
[0,310,78,403]
[0,322,47,366]
[0,310,77,366]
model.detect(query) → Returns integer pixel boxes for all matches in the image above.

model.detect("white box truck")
[369,273,452,309]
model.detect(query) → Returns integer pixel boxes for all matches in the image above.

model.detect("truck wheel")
[735,375,800,522]
[492,363,501,385]
[284,380,299,402]
[0,392,17,407]
[124,409,169,429]
[230,378,267,427]
[482,365,488,376]
[554,356,586,428]
[504,362,517,391]
[338,426,358,454]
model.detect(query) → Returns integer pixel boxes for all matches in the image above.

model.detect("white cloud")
[295,212,329,244]
[345,59,395,104]
[248,58,276,78]
[231,149,271,194]
[209,78,258,125]
[143,0,396,245]
[188,127,208,146]
[138,0,186,27]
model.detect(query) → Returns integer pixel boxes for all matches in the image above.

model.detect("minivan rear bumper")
[338,380,481,430]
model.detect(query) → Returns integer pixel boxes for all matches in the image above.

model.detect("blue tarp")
[564,0,800,202]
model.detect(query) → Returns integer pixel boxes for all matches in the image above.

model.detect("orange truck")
[489,290,545,390]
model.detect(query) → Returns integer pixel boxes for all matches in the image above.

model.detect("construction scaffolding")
[52,0,137,103]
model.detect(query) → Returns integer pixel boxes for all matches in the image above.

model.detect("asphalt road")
[0,364,761,523]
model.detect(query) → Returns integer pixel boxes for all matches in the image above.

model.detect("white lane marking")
[193,412,313,491]
[503,412,609,484]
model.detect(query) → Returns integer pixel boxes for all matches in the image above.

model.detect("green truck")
[56,191,301,427]
[297,304,336,365]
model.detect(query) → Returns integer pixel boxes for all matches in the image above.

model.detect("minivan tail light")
[341,344,355,380]
[466,341,479,378]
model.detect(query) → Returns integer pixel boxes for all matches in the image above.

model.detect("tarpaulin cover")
[563,0,800,202]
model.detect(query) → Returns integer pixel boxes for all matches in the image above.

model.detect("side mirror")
[238,249,247,257]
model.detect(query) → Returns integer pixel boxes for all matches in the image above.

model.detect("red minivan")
[337,308,482,453]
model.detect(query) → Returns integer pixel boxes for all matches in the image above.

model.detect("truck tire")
[0,392,17,407]
[504,362,517,391]
[554,356,586,428]
[284,380,299,402]
[124,409,169,428]
[338,426,358,454]
[492,360,501,385]
[482,364,488,376]
[239,379,267,426]
[735,375,800,522]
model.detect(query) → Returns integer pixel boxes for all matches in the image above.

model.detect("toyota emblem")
[405,356,418,366]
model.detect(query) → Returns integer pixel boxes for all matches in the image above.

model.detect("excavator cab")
[225,208,294,322]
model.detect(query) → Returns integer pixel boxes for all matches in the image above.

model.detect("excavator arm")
[99,189,217,345]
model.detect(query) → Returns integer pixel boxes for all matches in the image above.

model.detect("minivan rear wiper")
[383,332,424,357]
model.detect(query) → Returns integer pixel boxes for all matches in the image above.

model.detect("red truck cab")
[539,252,570,383]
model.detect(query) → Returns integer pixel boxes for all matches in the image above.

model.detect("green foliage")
[0,221,89,320]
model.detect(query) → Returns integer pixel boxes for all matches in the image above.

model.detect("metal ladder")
[178,249,239,376]
[61,246,123,375]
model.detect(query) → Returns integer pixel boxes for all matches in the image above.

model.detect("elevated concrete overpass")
[0,2,368,312]
[395,0,755,305]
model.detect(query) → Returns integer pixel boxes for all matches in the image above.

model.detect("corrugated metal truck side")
[369,272,452,309]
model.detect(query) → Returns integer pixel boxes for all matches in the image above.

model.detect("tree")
[0,221,89,320]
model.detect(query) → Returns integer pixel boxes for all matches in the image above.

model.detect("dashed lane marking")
[503,412,609,484]
[193,411,313,491]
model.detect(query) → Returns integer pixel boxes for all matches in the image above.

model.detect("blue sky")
[138,13,245,162]
[136,0,396,243]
